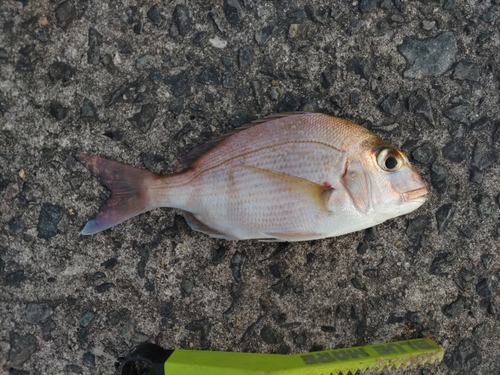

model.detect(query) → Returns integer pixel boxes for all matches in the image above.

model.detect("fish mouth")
[403,187,428,202]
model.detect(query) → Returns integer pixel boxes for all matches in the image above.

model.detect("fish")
[77,112,428,242]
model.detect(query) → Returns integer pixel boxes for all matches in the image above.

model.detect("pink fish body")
[78,113,427,241]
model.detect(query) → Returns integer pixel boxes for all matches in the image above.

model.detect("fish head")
[344,138,428,221]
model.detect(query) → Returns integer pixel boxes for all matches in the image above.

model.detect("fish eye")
[376,148,404,172]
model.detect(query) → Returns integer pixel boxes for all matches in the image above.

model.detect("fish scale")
[77,112,427,241]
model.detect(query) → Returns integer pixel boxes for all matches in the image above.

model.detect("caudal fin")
[77,154,160,235]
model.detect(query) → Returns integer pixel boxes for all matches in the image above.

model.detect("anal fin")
[182,211,238,240]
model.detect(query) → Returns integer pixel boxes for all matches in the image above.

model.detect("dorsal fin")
[172,112,309,173]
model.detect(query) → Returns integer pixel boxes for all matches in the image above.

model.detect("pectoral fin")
[241,165,333,212]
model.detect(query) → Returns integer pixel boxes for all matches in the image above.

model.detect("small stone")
[9,332,38,366]
[55,0,76,30]
[386,314,405,324]
[360,0,378,12]
[443,0,455,9]
[444,338,482,371]
[229,109,254,127]
[430,163,449,194]
[181,280,194,295]
[147,5,161,27]
[430,252,453,276]
[476,278,492,297]
[406,215,429,244]
[83,352,96,367]
[266,86,279,100]
[458,224,473,238]
[6,270,25,284]
[239,46,254,69]
[163,71,190,97]
[222,71,235,88]
[121,319,136,342]
[169,98,183,116]
[453,61,479,81]
[198,66,221,85]
[435,203,455,232]
[193,32,206,43]
[230,251,246,282]
[26,302,53,323]
[346,56,370,79]
[173,5,192,37]
[37,203,62,238]
[380,96,401,116]
[472,142,498,171]
[277,92,299,113]
[148,70,162,85]
[356,242,368,255]
[250,81,264,107]
[210,10,225,33]
[41,319,55,341]
[16,59,32,72]
[224,0,244,26]
[442,140,468,163]
[412,145,433,164]
[136,55,155,70]
[48,61,74,83]
[443,105,469,125]
[493,123,500,143]
[288,24,313,39]
[49,102,68,121]
[80,98,97,120]
[0,47,7,61]
[96,282,113,293]
[260,325,281,344]
[408,91,436,126]
[101,257,117,269]
[80,311,94,327]
[421,20,436,30]
[351,278,366,290]
[255,26,275,46]
[128,104,157,133]
[398,31,457,79]
[363,268,379,279]
[320,71,332,89]
[294,331,307,347]
[348,20,364,35]
[443,295,466,316]
[481,254,493,269]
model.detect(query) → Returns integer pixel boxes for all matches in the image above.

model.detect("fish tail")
[77,154,161,235]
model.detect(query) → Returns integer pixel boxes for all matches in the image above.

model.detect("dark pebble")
[49,102,68,121]
[9,332,38,366]
[455,267,474,290]
[260,325,281,344]
[443,0,455,9]
[430,163,449,193]
[37,203,62,238]
[212,247,226,263]
[169,98,184,116]
[107,308,130,326]
[210,10,225,33]
[435,203,455,232]
[444,338,482,371]
[181,280,194,295]
[471,117,490,132]
[481,254,493,269]
[288,8,306,19]
[442,295,466,316]
[25,302,53,323]
[229,109,254,127]
[173,5,192,37]
[133,21,142,34]
[82,352,96,367]
[80,311,94,327]
[443,105,469,125]
[230,251,246,283]
[360,0,378,12]
[145,281,155,292]
[148,70,162,85]
[320,325,335,333]
[347,20,364,36]
[224,0,244,26]
[251,81,264,107]
[91,271,105,281]
[476,278,492,297]
[0,258,4,275]
[96,282,113,293]
[386,313,404,324]
[269,264,281,278]
[255,26,275,46]
[163,71,190,97]
[128,104,157,133]
[406,215,429,244]
[9,369,30,375]
[221,56,232,69]
[493,123,500,142]
[346,56,370,79]
[42,319,56,341]
[277,92,300,112]
[119,43,132,54]
[398,32,457,79]
[453,61,479,81]
[408,91,436,126]
[9,218,23,234]
[0,47,7,61]
[458,224,473,238]
[16,59,32,72]
[55,0,76,30]
[160,301,173,317]
[137,244,150,278]
[106,79,131,107]
[185,318,210,332]
[101,257,117,269]
[320,71,332,89]
[239,46,254,69]
[430,252,453,276]
[193,32,206,43]
[472,323,484,335]
[442,140,468,163]
[136,54,154,70]
[80,98,97,120]
[357,242,368,255]
[294,331,307,347]
[198,66,221,85]
[222,71,235,88]
[65,364,83,374]
[472,142,498,171]
[351,277,366,290]
[363,268,379,279]
[48,61,74,83]
[273,313,287,324]
[412,144,433,164]
[380,96,401,116]
[147,5,161,27]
